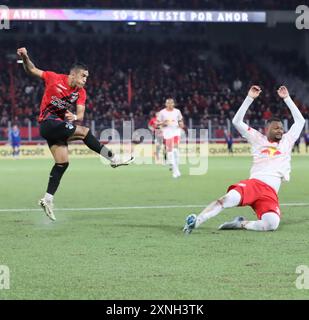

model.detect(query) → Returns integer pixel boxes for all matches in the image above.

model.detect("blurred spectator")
[233,78,242,91]
[224,130,234,155]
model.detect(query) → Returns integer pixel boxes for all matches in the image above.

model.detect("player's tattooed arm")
[17,47,43,78]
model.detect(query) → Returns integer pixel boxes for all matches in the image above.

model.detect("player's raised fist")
[248,85,262,99]
[17,47,28,57]
[277,86,289,99]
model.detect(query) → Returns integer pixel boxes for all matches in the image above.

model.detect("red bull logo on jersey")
[260,147,282,157]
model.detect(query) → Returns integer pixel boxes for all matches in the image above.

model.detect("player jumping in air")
[183,85,305,233]
[17,47,133,221]
[157,98,184,178]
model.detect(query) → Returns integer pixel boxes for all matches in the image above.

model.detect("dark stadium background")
[0,0,308,144]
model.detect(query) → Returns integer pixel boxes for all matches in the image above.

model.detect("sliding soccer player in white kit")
[183,85,305,233]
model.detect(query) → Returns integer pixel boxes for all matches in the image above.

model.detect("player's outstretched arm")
[232,85,261,135]
[17,47,43,78]
[278,86,305,141]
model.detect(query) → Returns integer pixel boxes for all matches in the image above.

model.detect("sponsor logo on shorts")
[65,122,74,130]
[238,183,246,187]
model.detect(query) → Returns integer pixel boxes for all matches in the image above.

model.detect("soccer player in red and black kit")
[17,47,133,221]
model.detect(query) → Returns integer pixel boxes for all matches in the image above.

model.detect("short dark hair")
[70,62,88,72]
[266,117,282,125]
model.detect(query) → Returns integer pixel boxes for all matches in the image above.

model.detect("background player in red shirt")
[148,112,165,164]
[17,47,133,221]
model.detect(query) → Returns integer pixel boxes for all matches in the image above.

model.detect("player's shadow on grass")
[115,223,221,235]
[115,223,187,233]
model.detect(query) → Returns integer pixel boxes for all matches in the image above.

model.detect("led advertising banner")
[0,8,266,23]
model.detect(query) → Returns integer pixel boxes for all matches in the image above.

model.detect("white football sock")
[167,151,176,171]
[44,193,54,202]
[196,189,241,228]
[196,201,223,227]
[243,212,280,231]
[173,148,179,166]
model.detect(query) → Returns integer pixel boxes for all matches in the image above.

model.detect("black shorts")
[40,120,76,148]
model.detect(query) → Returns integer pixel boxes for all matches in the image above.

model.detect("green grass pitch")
[0,156,308,299]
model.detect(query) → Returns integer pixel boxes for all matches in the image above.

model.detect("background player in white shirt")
[157,98,184,178]
[183,85,305,233]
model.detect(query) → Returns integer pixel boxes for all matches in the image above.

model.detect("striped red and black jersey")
[38,71,86,123]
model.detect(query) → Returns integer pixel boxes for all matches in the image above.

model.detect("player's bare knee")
[76,126,89,139]
[84,127,90,134]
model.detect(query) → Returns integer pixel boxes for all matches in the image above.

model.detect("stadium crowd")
[1,38,308,140]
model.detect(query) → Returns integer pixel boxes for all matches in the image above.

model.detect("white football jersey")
[157,108,183,139]
[233,96,305,193]
[241,127,295,184]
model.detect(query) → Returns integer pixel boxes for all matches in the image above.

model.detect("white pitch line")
[0,203,308,213]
